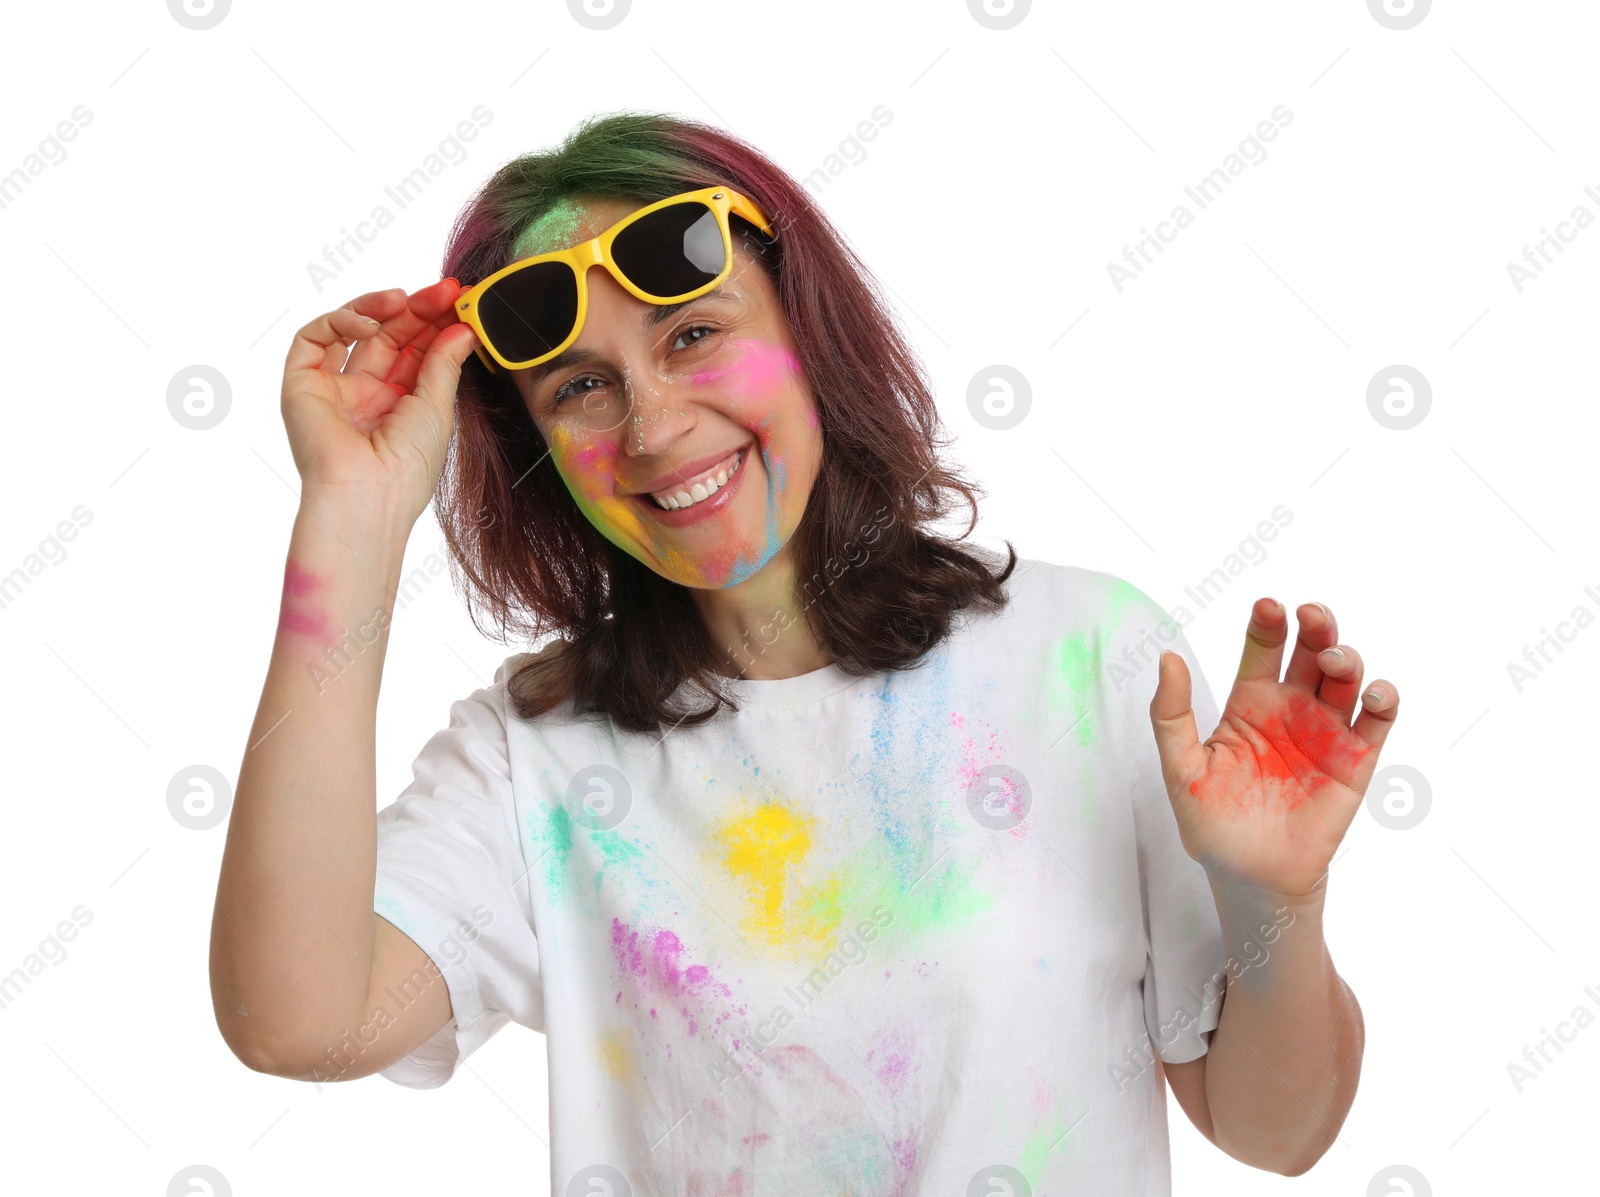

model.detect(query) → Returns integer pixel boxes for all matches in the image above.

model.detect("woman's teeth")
[649,448,745,511]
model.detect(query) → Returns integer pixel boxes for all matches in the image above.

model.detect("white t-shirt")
[372,555,1228,1195]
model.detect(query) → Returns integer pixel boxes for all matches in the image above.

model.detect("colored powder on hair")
[512,195,590,260]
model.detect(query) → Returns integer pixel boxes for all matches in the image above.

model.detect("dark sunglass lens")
[478,261,578,363]
[611,202,725,298]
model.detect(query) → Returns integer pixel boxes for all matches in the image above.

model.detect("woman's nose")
[619,376,695,456]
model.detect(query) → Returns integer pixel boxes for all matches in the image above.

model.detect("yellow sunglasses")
[455,185,777,373]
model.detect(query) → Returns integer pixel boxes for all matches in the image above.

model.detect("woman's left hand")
[1149,598,1400,898]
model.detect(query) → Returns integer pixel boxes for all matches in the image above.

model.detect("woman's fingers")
[1150,649,1207,798]
[389,322,479,434]
[344,278,462,382]
[381,319,450,395]
[284,290,406,374]
[1352,679,1399,757]
[1284,602,1338,692]
[1235,596,1290,683]
[416,323,478,399]
[1315,643,1364,721]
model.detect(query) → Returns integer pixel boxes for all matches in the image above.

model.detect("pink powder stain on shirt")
[610,919,737,1038]
[651,927,687,988]
[866,1027,915,1099]
[1031,1071,1054,1115]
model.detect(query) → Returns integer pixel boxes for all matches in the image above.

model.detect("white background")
[1,0,1591,1192]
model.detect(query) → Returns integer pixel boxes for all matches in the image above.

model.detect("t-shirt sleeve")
[372,657,544,1089]
[1099,578,1229,1065]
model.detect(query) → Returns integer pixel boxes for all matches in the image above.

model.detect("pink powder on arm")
[277,561,331,641]
[283,560,322,598]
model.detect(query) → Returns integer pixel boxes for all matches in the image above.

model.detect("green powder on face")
[512,196,590,260]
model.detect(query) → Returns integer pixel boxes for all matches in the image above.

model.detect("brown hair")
[436,110,1015,734]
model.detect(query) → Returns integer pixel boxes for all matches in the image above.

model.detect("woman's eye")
[550,375,602,407]
[549,327,717,407]
[672,324,717,352]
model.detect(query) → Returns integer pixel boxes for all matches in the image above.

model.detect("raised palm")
[1150,599,1400,897]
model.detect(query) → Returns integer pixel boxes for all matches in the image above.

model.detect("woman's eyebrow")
[524,288,739,388]
[644,284,732,330]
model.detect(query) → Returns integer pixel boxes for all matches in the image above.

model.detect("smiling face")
[508,194,823,590]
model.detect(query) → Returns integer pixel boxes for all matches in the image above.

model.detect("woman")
[211,112,1399,1194]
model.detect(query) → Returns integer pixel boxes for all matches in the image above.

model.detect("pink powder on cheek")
[570,441,616,473]
[556,436,624,501]
[690,339,802,390]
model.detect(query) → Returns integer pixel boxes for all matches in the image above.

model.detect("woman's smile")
[630,443,752,524]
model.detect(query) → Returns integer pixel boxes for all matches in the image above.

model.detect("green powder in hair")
[512,196,591,260]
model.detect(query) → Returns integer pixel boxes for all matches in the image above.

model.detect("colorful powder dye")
[713,802,815,945]
[511,195,589,261]
[371,557,1234,1190]
[537,337,816,590]
[610,918,742,1040]
[1187,691,1372,810]
[276,560,329,640]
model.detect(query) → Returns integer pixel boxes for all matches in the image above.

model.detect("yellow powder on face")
[714,802,814,946]
[543,421,718,588]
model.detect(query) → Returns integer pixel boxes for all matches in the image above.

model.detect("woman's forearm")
[209,489,413,1073]
[1200,879,1365,1175]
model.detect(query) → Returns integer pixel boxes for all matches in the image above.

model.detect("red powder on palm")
[1188,692,1370,809]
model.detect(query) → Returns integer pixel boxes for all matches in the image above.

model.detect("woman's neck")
[690,546,831,681]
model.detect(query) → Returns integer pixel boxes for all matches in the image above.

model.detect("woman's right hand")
[280,279,480,526]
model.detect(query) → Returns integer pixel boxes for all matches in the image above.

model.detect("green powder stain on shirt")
[1018,1092,1086,1187]
[1045,576,1155,826]
[532,803,573,899]
[800,841,993,946]
[1018,1115,1064,1187]
[1047,631,1100,751]
[1103,576,1146,630]
[528,801,654,913]
[589,829,645,907]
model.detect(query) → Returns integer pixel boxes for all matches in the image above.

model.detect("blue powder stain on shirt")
[864,648,960,885]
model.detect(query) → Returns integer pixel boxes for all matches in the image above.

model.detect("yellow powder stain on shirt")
[714,801,820,948]
[595,1029,637,1087]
